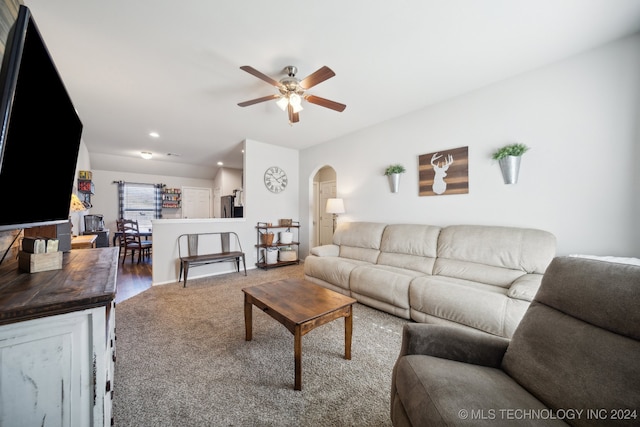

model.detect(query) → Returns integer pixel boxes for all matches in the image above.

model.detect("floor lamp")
[325,198,345,233]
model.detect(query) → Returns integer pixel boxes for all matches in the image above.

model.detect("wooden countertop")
[0,247,119,325]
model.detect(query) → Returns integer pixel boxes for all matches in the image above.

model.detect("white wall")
[243,138,299,229]
[300,33,640,258]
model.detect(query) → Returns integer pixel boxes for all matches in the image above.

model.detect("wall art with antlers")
[418,146,469,196]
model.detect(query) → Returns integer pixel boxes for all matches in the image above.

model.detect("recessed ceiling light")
[217,161,223,166]
[149,132,160,138]
[141,151,153,160]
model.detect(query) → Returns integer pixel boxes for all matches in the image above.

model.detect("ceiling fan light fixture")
[276,96,289,111]
[289,94,303,113]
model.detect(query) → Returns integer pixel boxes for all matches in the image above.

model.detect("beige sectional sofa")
[304,222,556,338]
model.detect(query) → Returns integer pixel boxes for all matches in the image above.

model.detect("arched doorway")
[312,166,337,247]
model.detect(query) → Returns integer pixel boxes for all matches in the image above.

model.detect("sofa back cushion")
[377,224,440,274]
[434,225,556,287]
[333,222,387,264]
[502,257,640,422]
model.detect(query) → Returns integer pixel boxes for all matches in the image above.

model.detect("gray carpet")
[113,264,409,426]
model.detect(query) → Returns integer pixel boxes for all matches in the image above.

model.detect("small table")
[242,278,357,390]
[71,234,97,249]
[82,230,110,248]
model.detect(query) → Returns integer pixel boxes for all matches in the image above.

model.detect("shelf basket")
[279,250,297,262]
[260,233,274,246]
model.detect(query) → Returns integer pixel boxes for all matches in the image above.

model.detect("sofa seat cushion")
[303,255,370,293]
[350,265,423,313]
[410,276,529,338]
[394,354,566,427]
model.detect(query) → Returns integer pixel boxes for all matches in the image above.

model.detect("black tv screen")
[0,5,82,232]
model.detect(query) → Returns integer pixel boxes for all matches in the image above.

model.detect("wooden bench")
[178,232,246,287]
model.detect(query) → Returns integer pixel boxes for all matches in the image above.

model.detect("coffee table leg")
[345,306,353,360]
[294,325,302,390]
[244,295,253,341]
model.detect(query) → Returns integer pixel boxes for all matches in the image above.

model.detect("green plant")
[492,143,530,160]
[384,164,406,175]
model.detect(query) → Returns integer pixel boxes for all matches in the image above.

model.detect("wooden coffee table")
[242,278,357,390]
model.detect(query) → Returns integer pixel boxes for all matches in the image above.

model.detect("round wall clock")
[264,166,288,193]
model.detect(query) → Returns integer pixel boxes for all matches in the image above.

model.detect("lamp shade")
[325,198,345,214]
[69,193,85,212]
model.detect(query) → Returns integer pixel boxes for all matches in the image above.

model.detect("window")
[117,182,162,231]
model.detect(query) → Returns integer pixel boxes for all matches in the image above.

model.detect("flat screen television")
[0,5,82,232]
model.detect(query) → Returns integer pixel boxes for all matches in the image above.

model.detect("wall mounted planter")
[498,155,521,184]
[388,173,401,193]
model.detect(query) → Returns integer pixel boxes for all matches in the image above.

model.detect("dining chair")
[117,219,152,264]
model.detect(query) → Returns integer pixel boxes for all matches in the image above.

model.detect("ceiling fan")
[237,65,346,124]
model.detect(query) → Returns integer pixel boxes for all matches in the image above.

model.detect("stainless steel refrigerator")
[221,195,243,218]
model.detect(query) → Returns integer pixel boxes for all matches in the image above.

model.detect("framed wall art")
[418,146,469,196]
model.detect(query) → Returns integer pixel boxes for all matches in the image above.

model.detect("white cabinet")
[0,303,115,427]
[0,247,118,427]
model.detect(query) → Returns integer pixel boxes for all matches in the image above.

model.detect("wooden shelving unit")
[255,221,300,269]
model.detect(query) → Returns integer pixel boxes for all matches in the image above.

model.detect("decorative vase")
[498,155,521,184]
[388,173,401,193]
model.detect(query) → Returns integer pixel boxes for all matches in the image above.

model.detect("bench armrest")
[399,324,509,368]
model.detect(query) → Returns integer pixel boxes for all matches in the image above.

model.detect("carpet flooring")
[113,264,410,426]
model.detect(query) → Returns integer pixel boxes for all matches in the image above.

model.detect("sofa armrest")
[507,273,543,302]
[310,244,340,257]
[399,324,509,368]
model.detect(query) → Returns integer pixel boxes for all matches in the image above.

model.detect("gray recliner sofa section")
[391,256,640,426]
[304,222,556,338]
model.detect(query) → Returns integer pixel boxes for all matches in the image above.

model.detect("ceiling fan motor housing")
[279,77,304,95]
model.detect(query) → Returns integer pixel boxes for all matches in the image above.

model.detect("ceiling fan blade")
[239,65,282,88]
[299,66,335,89]
[287,104,300,123]
[305,95,346,112]
[237,94,279,107]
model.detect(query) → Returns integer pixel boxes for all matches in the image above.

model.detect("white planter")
[498,155,521,184]
[388,173,401,193]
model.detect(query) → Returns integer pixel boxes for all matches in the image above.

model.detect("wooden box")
[18,251,63,273]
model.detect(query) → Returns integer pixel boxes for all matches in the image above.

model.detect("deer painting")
[431,152,454,195]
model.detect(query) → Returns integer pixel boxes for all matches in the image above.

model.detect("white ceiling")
[23,0,640,179]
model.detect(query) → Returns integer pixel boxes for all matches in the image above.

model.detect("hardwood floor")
[115,256,152,303]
